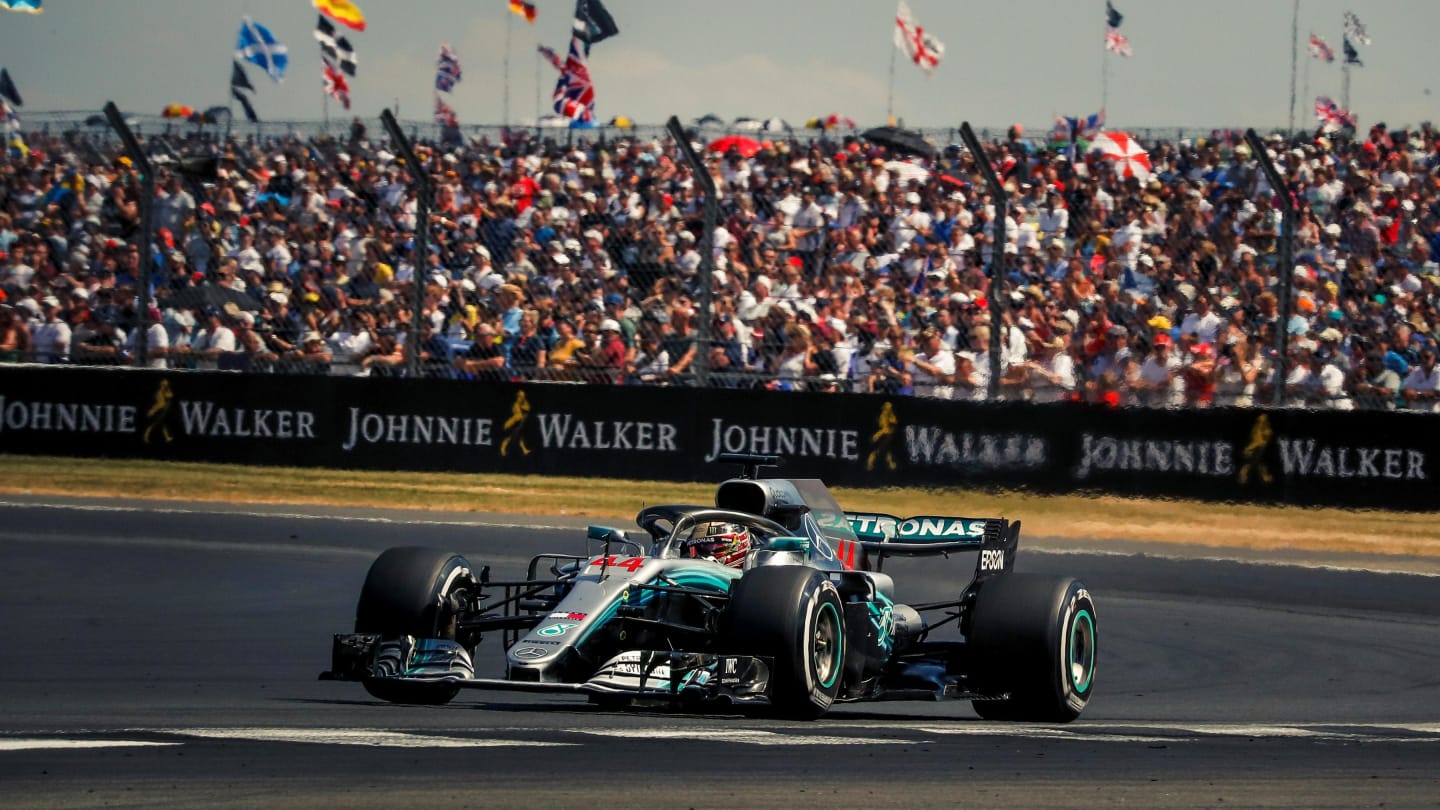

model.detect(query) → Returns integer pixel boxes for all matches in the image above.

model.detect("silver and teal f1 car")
[322,454,1097,721]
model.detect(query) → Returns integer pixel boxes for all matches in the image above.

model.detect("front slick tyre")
[724,566,845,720]
[354,546,475,706]
[968,574,1096,723]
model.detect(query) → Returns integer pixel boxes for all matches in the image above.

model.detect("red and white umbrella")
[1092,131,1152,182]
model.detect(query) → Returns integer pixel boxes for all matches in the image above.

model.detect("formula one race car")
[322,455,1097,721]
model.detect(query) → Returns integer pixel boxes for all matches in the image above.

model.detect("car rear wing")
[842,513,1019,580]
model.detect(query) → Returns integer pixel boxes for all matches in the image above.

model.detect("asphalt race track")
[1,496,1438,809]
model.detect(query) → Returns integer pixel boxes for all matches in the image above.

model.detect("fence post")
[381,109,432,378]
[1245,128,1295,407]
[103,102,154,369]
[666,116,717,387]
[960,122,1007,401]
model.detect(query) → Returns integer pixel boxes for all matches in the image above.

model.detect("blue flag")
[236,16,288,82]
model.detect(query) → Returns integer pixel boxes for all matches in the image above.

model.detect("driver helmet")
[686,521,751,568]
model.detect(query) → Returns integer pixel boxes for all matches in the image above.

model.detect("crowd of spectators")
[3,116,1440,412]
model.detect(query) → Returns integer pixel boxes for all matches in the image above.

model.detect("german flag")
[509,0,537,23]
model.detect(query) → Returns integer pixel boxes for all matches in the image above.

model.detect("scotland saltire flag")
[552,36,595,123]
[237,16,288,82]
[436,44,462,93]
[0,0,43,13]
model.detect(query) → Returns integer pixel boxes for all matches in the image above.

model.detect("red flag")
[509,0,536,23]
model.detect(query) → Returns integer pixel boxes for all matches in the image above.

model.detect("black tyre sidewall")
[724,566,846,719]
[968,574,1096,722]
[355,547,474,705]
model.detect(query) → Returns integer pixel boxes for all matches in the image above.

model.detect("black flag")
[231,87,259,123]
[314,15,357,76]
[0,68,22,108]
[1105,1,1123,29]
[1343,37,1363,67]
[574,0,619,46]
[230,61,256,93]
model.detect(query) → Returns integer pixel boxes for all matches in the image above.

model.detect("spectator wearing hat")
[184,308,236,370]
[456,321,506,379]
[577,318,625,383]
[32,295,70,363]
[284,330,333,375]
[1025,330,1077,403]
[1133,332,1181,408]
[911,327,955,399]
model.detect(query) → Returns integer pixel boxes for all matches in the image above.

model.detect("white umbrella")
[762,117,791,133]
[884,160,930,184]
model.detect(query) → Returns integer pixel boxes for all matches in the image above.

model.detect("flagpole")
[1100,3,1109,118]
[1287,0,1298,134]
[1340,12,1350,114]
[504,13,513,126]
[535,47,541,124]
[1302,36,1311,130]
[886,40,897,126]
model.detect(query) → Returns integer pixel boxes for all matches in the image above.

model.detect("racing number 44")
[590,555,646,573]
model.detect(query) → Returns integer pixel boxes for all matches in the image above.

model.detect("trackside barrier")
[0,365,1434,511]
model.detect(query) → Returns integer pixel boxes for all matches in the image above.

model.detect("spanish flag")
[313,0,366,32]
[509,0,537,23]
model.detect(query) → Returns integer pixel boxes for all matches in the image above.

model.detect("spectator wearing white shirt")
[1179,295,1224,346]
[911,328,955,399]
[32,296,71,363]
[1037,191,1069,243]
[1402,346,1440,412]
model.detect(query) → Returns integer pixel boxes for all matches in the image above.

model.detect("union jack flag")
[1308,33,1335,63]
[552,35,595,123]
[323,59,350,110]
[537,44,564,72]
[1104,28,1132,57]
[1314,96,1356,134]
[435,95,458,127]
[436,43,462,93]
[1050,109,1105,142]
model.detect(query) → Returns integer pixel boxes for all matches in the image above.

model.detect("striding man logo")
[1238,413,1274,485]
[500,389,533,457]
[865,401,900,472]
[143,380,175,445]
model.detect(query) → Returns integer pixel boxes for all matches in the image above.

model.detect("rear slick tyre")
[723,566,845,720]
[354,546,475,706]
[968,574,1096,722]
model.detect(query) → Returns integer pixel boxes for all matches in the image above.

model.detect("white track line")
[0,500,572,531]
[0,739,179,751]
[165,728,573,748]
[575,728,908,746]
